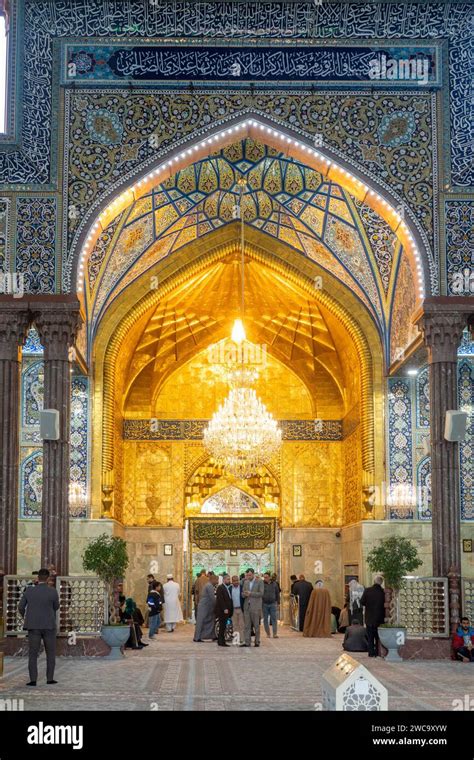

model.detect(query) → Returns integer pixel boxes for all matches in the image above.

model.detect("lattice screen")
[3,576,32,635]
[397,577,449,637]
[3,575,107,636]
[57,577,107,636]
[462,579,474,622]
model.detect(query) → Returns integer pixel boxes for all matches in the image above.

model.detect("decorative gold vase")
[145,495,162,525]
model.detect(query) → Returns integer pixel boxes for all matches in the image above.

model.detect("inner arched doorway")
[89,224,384,609]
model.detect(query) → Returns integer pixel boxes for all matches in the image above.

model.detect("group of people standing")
[118,572,185,649]
[290,574,386,657]
[193,569,281,647]
[144,573,184,635]
[16,563,474,688]
[290,575,334,638]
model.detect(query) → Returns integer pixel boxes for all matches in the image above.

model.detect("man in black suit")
[215,574,234,647]
[360,575,386,657]
[18,568,60,686]
[292,574,313,632]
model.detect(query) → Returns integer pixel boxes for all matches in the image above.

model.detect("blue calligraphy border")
[61,41,441,87]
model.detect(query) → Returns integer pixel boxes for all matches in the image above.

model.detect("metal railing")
[462,578,474,621]
[396,576,449,637]
[3,575,107,637]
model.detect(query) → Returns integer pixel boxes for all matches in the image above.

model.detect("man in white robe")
[163,574,183,632]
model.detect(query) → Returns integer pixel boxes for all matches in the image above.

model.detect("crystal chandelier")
[68,481,87,518]
[203,179,282,478]
[204,386,282,479]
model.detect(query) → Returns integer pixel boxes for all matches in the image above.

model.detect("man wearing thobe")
[215,574,234,647]
[303,582,332,638]
[194,573,218,642]
[194,569,209,620]
[163,573,183,632]
[18,568,59,686]
[242,568,264,647]
[292,574,313,632]
[230,575,245,643]
[348,579,365,624]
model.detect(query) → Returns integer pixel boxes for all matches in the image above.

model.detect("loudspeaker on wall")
[40,409,60,440]
[444,410,468,442]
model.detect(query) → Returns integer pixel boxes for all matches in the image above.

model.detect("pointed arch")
[72,115,429,306]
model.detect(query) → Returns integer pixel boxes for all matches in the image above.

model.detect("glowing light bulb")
[231,318,246,344]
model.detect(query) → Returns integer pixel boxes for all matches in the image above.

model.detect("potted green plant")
[82,533,129,659]
[366,536,422,662]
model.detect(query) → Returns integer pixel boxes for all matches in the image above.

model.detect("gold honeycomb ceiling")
[122,251,349,412]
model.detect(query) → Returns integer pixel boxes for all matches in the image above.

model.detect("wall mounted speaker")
[40,409,59,440]
[444,410,468,442]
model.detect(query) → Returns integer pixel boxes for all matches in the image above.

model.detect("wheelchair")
[214,617,234,642]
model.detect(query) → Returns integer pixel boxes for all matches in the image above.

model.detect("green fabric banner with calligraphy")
[190,519,275,549]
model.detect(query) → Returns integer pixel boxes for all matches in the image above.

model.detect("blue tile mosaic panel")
[15,198,56,294]
[445,201,474,295]
[416,455,432,520]
[19,450,43,519]
[69,376,89,519]
[416,366,430,429]
[19,364,90,519]
[22,327,44,355]
[3,1,470,190]
[389,357,474,521]
[21,361,44,430]
[388,378,414,519]
[0,198,10,272]
[458,328,474,357]
[459,359,474,520]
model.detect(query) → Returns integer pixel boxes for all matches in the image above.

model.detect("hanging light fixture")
[203,178,282,478]
[231,317,246,344]
[203,387,282,479]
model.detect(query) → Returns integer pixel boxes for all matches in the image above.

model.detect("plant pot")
[378,627,406,662]
[100,625,130,659]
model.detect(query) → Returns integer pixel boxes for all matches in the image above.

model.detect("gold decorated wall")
[281,442,343,527]
[147,349,319,420]
[343,426,363,524]
[121,438,345,528]
[117,319,350,527]
[120,441,188,527]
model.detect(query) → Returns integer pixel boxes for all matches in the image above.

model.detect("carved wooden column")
[0,302,30,578]
[32,300,82,575]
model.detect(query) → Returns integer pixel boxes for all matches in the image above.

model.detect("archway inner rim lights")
[76,117,426,303]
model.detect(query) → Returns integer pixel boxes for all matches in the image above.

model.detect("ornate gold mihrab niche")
[96,235,378,527]
[184,457,280,516]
